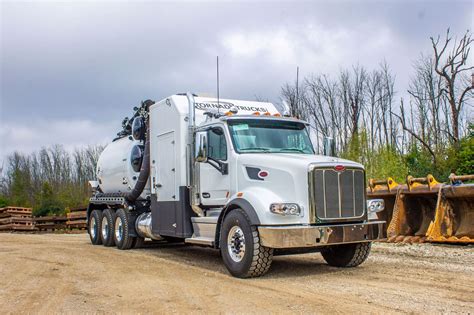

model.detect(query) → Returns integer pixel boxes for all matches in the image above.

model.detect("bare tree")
[281,82,308,120]
[379,61,396,147]
[339,66,367,141]
[304,74,345,152]
[407,54,449,150]
[364,69,383,151]
[431,28,474,143]
[0,144,104,208]
[392,99,437,164]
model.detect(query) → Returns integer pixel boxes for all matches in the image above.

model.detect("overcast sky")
[1,0,472,163]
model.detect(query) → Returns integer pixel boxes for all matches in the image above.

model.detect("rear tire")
[114,208,136,250]
[321,242,371,267]
[88,210,103,245]
[133,236,145,248]
[220,209,273,278]
[101,209,116,247]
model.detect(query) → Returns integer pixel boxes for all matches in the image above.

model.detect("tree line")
[281,28,473,180]
[0,28,472,214]
[0,145,103,215]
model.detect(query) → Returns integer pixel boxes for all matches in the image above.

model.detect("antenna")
[217,56,220,113]
[295,66,299,118]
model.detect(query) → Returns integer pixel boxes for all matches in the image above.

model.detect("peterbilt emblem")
[334,165,345,172]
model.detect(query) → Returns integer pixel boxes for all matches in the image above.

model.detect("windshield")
[228,119,314,154]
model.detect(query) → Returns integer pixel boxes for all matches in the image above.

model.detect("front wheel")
[220,209,273,278]
[321,242,371,267]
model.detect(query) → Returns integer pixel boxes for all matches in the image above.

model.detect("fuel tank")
[96,136,150,198]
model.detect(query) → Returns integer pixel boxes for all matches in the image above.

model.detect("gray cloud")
[1,0,472,161]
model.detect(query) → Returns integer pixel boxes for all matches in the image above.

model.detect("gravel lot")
[0,233,473,314]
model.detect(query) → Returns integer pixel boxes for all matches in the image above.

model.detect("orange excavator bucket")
[426,174,474,244]
[386,174,441,243]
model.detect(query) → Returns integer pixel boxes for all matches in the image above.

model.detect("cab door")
[199,126,230,206]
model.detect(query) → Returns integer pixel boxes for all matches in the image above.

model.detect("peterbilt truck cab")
[87,93,386,278]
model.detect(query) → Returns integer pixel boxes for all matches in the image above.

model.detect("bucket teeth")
[395,235,405,243]
[387,236,398,243]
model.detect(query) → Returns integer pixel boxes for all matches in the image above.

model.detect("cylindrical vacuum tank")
[96,136,150,198]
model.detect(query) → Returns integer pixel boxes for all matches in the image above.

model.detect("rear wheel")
[114,208,136,250]
[321,242,371,267]
[88,210,103,245]
[101,209,116,247]
[133,236,145,248]
[220,209,273,278]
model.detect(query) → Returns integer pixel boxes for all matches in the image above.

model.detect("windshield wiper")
[239,147,271,152]
[279,148,306,153]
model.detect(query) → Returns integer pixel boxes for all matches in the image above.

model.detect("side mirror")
[323,136,336,156]
[195,132,208,162]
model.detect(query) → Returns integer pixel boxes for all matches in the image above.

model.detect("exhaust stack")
[186,92,204,216]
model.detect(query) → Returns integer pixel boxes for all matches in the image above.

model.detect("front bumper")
[258,221,386,249]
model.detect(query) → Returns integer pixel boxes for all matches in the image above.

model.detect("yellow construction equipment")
[367,177,400,225]
[386,174,441,243]
[426,174,474,244]
[368,173,474,244]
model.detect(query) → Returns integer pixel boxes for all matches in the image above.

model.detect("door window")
[208,127,227,161]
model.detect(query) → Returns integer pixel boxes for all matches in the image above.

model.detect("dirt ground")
[0,233,473,314]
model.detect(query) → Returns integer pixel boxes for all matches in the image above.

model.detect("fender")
[214,198,260,248]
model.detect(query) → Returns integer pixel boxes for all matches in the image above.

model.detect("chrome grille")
[309,167,365,221]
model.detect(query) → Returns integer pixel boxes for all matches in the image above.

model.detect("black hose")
[125,99,154,202]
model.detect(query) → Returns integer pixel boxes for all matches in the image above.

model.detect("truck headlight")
[367,199,385,220]
[270,203,301,216]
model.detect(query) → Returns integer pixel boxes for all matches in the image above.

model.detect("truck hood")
[237,153,364,170]
[234,153,364,225]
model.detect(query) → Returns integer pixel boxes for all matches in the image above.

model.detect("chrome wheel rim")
[227,226,246,262]
[101,217,109,240]
[90,216,97,239]
[115,217,123,243]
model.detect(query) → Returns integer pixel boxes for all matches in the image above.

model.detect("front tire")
[321,242,371,267]
[220,209,273,278]
[88,210,103,245]
[101,209,116,247]
[114,208,136,250]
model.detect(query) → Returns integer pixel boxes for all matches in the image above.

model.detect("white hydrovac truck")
[87,93,386,278]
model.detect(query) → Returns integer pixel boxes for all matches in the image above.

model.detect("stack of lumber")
[66,207,87,230]
[34,215,67,231]
[0,207,36,231]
